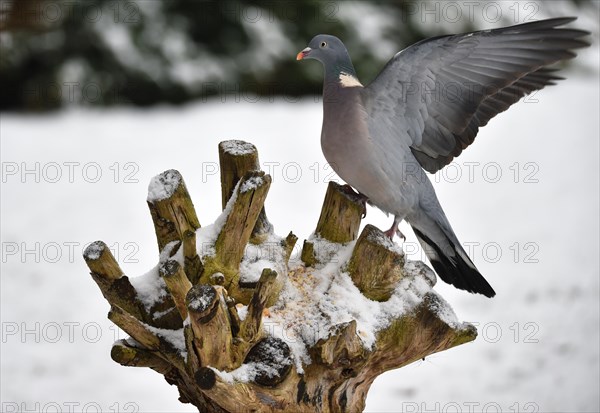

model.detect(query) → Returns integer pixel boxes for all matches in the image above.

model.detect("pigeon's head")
[296,34,350,66]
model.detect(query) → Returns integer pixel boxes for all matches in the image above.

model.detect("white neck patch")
[339,72,363,88]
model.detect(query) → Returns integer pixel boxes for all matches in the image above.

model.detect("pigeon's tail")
[408,206,496,298]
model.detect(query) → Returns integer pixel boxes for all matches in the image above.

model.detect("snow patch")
[145,325,187,359]
[187,285,217,313]
[152,307,175,320]
[159,240,184,265]
[307,234,353,268]
[220,140,256,156]
[83,241,104,260]
[239,233,286,284]
[147,169,182,202]
[267,238,450,373]
[196,180,240,257]
[129,266,168,311]
[404,260,436,287]
[240,175,264,193]
[237,305,248,321]
[210,338,292,384]
[367,230,404,255]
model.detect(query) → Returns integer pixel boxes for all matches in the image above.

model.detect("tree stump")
[83,140,477,413]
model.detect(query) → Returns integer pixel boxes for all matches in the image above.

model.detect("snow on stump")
[84,140,477,413]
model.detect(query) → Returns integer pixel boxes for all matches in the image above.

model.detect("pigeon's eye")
[320,41,327,48]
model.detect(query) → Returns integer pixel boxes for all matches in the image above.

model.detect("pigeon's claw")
[396,228,406,241]
[384,216,404,240]
[341,184,369,218]
[357,193,369,218]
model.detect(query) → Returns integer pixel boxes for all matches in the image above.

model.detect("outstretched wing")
[363,18,589,173]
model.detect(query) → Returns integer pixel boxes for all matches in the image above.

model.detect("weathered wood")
[160,260,192,320]
[225,297,241,337]
[202,170,271,300]
[311,320,366,367]
[109,306,186,371]
[84,241,181,329]
[347,224,405,301]
[239,268,278,344]
[316,182,364,243]
[302,182,363,266]
[283,231,298,264]
[84,241,146,321]
[85,143,480,413]
[186,284,234,370]
[194,367,266,411]
[210,274,242,340]
[184,323,201,375]
[194,356,298,412]
[216,170,270,270]
[328,294,477,413]
[111,339,172,373]
[147,169,203,283]
[108,305,161,350]
[83,240,123,279]
[219,140,273,241]
[146,298,183,330]
[300,240,317,267]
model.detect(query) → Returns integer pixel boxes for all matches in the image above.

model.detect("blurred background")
[2,0,598,111]
[1,1,599,412]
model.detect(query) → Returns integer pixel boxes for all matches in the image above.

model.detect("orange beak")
[296,47,311,60]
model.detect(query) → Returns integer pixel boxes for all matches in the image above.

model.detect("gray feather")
[365,17,589,173]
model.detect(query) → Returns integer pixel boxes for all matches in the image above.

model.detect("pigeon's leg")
[342,184,369,218]
[384,215,406,240]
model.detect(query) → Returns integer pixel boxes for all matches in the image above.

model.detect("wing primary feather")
[364,17,588,173]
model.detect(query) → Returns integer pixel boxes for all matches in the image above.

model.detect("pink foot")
[384,217,405,240]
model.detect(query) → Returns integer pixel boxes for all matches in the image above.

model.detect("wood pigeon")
[297,18,589,297]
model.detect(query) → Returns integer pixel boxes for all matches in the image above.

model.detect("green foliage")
[0,0,587,111]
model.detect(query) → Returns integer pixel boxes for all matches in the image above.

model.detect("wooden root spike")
[347,224,405,301]
[240,268,277,343]
[84,241,145,321]
[213,171,271,278]
[84,240,123,279]
[186,284,233,370]
[111,339,172,373]
[147,169,202,283]
[160,260,192,320]
[218,140,273,241]
[300,240,317,267]
[108,306,185,371]
[283,231,298,264]
[315,182,363,243]
[302,182,363,266]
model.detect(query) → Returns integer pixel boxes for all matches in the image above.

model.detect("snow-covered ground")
[1,72,598,412]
